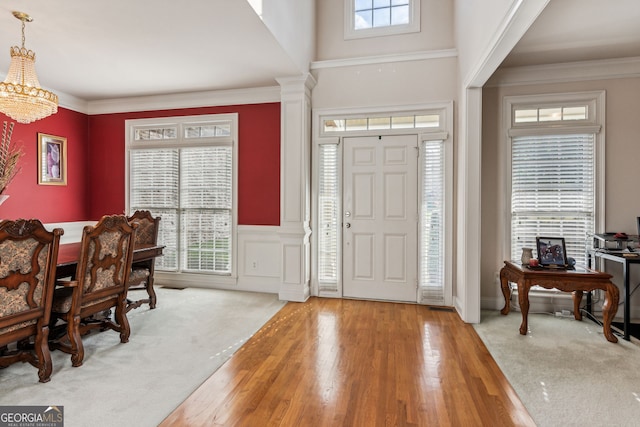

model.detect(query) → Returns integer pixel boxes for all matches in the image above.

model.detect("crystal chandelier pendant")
[0,11,58,124]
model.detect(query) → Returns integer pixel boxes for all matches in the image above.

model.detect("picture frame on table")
[536,236,568,268]
[37,133,67,186]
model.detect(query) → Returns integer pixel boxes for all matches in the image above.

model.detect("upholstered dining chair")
[50,214,137,367]
[0,219,62,383]
[126,210,160,312]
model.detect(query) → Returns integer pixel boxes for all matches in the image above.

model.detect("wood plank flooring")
[160,298,534,426]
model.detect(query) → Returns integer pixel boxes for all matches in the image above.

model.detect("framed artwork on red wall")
[37,133,67,186]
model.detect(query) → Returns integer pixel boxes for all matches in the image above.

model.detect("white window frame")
[312,102,453,305]
[125,113,239,285]
[503,91,606,265]
[344,0,420,40]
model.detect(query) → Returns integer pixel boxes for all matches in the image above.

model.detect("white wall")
[260,0,316,73]
[311,57,458,110]
[454,0,517,85]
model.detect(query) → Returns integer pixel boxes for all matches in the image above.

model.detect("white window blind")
[420,140,445,304]
[511,134,595,266]
[318,144,339,289]
[181,147,232,273]
[130,149,179,270]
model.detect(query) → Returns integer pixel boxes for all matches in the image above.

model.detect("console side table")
[500,260,619,343]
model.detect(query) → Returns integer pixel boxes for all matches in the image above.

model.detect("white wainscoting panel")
[45,221,97,244]
[237,225,282,293]
[156,225,282,295]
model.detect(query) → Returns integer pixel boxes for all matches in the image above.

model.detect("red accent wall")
[88,103,281,225]
[0,108,89,222]
[0,103,281,226]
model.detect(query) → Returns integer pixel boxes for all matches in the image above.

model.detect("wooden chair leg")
[115,300,131,343]
[147,279,157,309]
[35,325,52,383]
[69,315,84,367]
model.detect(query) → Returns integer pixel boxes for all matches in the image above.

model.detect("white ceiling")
[0,1,301,101]
[501,0,640,68]
[0,1,638,103]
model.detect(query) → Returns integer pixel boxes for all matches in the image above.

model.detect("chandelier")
[0,11,58,124]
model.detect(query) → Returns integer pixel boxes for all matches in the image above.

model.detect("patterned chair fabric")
[50,215,137,367]
[0,219,62,383]
[126,210,160,312]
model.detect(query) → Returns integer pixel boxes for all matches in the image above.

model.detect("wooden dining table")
[55,242,165,279]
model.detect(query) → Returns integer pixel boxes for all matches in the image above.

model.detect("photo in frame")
[37,133,67,185]
[536,236,568,268]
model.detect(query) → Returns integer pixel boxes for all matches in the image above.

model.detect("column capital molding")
[276,73,317,98]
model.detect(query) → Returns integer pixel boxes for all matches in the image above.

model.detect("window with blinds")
[318,144,340,289]
[420,140,445,303]
[128,115,236,275]
[130,149,179,270]
[510,134,595,266]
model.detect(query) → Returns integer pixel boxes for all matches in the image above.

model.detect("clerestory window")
[345,0,420,39]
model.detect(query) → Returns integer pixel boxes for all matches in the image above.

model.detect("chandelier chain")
[21,19,25,49]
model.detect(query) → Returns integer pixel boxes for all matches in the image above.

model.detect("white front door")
[342,135,418,302]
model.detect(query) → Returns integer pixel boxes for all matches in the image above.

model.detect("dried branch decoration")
[0,121,23,194]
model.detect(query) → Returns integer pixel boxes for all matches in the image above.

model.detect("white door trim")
[311,102,454,305]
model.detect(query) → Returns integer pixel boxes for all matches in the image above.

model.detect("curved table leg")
[573,290,583,321]
[601,282,620,343]
[500,268,511,315]
[518,280,529,335]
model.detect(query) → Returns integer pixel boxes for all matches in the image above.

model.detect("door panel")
[343,135,418,302]
[384,234,406,281]
[384,173,407,219]
[353,233,374,280]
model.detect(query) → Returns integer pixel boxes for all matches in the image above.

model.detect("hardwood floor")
[160,298,534,426]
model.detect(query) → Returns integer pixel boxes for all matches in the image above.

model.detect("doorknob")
[345,223,351,228]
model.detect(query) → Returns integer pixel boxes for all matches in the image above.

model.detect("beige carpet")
[0,287,286,427]
[474,310,640,427]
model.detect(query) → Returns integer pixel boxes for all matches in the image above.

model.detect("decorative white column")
[276,74,316,302]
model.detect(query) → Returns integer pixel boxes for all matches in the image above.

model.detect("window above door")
[344,0,420,40]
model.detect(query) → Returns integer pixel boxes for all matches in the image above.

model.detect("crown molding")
[310,49,457,70]
[485,56,640,87]
[85,86,282,115]
[58,92,89,114]
[59,49,458,115]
